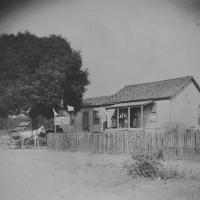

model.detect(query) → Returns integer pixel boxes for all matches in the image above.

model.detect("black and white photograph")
[0,0,200,199]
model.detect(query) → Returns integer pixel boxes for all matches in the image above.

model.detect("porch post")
[117,108,119,128]
[55,125,57,133]
[141,105,143,128]
[128,107,130,128]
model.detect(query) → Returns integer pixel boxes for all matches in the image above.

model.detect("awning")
[106,100,153,110]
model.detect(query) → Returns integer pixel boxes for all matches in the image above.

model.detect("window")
[149,103,157,122]
[82,111,89,131]
[93,110,100,125]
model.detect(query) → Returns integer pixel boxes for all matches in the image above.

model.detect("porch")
[106,101,156,129]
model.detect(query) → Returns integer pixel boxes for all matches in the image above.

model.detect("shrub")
[123,152,184,180]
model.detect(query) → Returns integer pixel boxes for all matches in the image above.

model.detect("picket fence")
[47,129,200,159]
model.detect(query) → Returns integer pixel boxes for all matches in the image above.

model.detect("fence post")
[46,129,200,158]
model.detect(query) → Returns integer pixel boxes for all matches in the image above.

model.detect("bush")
[123,152,184,180]
[157,165,184,180]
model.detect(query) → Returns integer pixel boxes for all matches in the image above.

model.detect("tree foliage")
[0,32,89,127]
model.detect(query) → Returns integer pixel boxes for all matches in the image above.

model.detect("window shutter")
[82,111,89,131]
[150,103,157,122]
[151,103,157,113]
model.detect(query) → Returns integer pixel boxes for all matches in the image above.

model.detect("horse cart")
[8,121,46,149]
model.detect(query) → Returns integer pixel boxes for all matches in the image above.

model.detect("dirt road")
[0,149,200,200]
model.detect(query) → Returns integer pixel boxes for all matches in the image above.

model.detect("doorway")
[130,107,141,128]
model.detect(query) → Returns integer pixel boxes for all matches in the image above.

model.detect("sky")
[0,0,200,98]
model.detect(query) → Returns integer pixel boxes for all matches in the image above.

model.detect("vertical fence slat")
[46,129,200,159]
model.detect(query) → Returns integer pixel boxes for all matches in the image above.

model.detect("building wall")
[74,107,106,132]
[144,100,170,129]
[75,100,171,132]
[170,82,200,129]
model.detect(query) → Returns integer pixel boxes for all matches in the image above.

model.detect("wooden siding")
[170,82,200,129]
[75,100,171,132]
[74,107,105,132]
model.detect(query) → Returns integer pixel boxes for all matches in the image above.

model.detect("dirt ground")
[0,149,200,200]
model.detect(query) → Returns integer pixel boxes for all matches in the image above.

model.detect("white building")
[75,76,200,132]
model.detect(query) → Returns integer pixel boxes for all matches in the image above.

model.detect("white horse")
[20,126,45,149]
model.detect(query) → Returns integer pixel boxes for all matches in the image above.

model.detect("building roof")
[83,95,113,107]
[82,76,200,108]
[9,121,31,132]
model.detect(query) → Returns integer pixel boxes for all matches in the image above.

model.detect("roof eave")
[111,97,171,104]
[191,77,200,93]
[81,103,114,109]
[81,96,171,109]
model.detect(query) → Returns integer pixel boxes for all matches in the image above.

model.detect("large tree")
[0,32,89,128]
